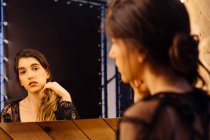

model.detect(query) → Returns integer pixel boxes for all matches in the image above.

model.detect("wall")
[185,0,210,90]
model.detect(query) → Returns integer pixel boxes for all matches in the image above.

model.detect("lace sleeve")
[55,101,79,120]
[1,104,13,123]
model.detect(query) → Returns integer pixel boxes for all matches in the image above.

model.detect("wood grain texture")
[0,118,119,140]
[185,0,210,89]
[104,118,119,132]
[0,122,51,140]
[38,120,89,140]
[185,0,210,38]
[73,119,116,140]
[0,128,12,140]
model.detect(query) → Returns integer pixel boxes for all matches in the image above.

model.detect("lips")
[29,81,38,86]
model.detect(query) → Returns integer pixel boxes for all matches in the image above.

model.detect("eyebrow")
[18,63,41,71]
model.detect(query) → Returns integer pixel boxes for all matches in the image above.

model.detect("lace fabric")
[117,88,210,140]
[0,100,79,123]
[55,101,79,120]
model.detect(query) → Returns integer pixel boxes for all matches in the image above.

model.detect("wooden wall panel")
[185,0,210,90]
[185,0,210,38]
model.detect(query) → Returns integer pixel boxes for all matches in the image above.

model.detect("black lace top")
[117,88,210,140]
[1,100,79,123]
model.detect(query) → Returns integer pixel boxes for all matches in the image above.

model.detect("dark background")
[4,0,102,118]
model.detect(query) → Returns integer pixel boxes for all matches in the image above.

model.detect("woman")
[106,0,210,139]
[1,49,79,122]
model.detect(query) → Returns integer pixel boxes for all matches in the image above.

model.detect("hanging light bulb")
[3,39,8,44]
[3,2,7,6]
[3,22,8,26]
[4,75,8,82]
[3,57,8,62]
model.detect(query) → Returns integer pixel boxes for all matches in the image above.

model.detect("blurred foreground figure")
[106,0,210,139]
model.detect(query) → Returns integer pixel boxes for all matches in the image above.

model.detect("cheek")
[19,77,25,85]
[40,73,49,82]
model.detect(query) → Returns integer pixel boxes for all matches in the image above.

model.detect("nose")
[27,70,34,79]
[108,46,115,59]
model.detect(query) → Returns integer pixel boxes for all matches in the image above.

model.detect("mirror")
[3,0,103,119]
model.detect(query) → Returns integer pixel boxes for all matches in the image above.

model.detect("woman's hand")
[130,80,149,102]
[43,82,72,102]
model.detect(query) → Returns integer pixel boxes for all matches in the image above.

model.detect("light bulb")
[3,2,7,6]
[3,22,8,26]
[3,39,8,44]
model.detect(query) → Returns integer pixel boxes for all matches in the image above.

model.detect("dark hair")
[14,48,52,84]
[106,0,203,85]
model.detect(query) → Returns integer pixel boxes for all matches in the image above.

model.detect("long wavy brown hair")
[14,49,59,121]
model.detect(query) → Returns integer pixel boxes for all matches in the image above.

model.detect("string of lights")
[0,0,8,111]
[53,0,103,7]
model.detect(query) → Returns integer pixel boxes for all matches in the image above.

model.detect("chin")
[28,87,42,93]
[121,76,130,84]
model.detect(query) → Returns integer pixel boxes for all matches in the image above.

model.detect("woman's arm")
[43,82,72,101]
[42,82,79,119]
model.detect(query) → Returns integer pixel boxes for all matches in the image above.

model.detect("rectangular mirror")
[2,0,103,119]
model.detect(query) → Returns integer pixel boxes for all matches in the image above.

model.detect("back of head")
[106,0,200,85]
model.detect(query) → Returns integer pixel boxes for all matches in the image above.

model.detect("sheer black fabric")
[0,100,79,123]
[117,88,210,140]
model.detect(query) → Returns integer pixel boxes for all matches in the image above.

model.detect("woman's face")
[109,38,144,83]
[18,57,50,94]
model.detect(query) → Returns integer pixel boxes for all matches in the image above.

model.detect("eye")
[19,70,26,75]
[33,66,39,71]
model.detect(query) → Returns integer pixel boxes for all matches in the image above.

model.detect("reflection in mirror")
[1,0,104,121]
[1,49,79,122]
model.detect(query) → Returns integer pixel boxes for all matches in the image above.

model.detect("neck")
[143,67,192,95]
[24,91,43,110]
